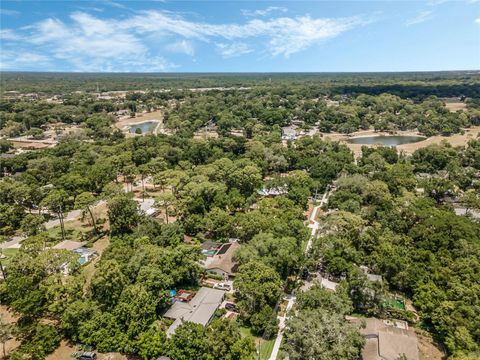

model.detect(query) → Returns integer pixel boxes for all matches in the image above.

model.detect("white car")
[214,283,231,291]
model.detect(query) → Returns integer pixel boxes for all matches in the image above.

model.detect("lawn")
[1,248,20,267]
[239,326,275,360]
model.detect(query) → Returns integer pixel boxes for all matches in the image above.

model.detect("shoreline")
[320,126,480,156]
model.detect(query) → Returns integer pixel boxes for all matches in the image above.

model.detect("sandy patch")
[1,305,20,356]
[445,102,466,112]
[10,140,54,149]
[319,127,480,157]
[115,109,164,129]
[398,126,480,154]
[46,341,134,360]
[416,331,446,360]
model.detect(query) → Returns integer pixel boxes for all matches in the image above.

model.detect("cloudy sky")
[1,0,479,72]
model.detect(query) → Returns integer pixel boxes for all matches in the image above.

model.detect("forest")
[0,72,479,360]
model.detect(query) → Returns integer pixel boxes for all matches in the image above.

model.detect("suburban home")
[281,126,297,140]
[360,265,383,283]
[348,317,419,360]
[53,240,85,251]
[164,287,225,337]
[320,276,339,292]
[257,185,288,197]
[138,198,158,216]
[201,240,240,278]
[53,240,97,268]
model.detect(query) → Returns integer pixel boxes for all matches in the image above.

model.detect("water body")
[128,121,158,134]
[348,135,425,147]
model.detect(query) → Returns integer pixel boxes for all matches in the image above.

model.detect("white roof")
[164,287,224,336]
[139,198,157,215]
[320,277,339,291]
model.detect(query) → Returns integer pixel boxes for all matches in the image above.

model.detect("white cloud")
[4,9,369,70]
[0,8,19,16]
[241,6,288,17]
[0,50,50,70]
[124,11,366,56]
[427,0,449,5]
[405,10,433,26]
[475,17,480,23]
[166,40,195,56]
[24,12,175,72]
[0,29,22,41]
[216,42,253,58]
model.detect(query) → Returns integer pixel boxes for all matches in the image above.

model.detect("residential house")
[164,287,225,337]
[204,241,240,278]
[257,185,288,197]
[138,198,158,216]
[281,126,297,140]
[349,317,419,360]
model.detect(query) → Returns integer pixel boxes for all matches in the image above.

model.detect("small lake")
[347,135,425,147]
[128,121,158,134]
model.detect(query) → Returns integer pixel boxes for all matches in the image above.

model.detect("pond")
[128,121,158,134]
[347,135,426,147]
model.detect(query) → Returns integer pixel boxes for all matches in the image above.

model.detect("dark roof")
[217,243,232,255]
[201,241,222,251]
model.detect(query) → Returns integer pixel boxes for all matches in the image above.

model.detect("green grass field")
[239,326,275,360]
[1,248,20,267]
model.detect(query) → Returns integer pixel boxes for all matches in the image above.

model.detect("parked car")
[75,352,97,360]
[225,302,237,311]
[214,283,231,291]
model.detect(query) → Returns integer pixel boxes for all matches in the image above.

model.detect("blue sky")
[0,0,479,72]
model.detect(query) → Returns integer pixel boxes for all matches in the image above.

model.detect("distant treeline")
[1,71,479,99]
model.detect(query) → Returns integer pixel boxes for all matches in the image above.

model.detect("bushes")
[10,324,61,360]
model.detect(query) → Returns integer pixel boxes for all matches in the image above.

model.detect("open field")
[398,126,480,154]
[321,126,480,157]
[445,101,466,112]
[115,109,164,128]
[10,139,55,149]
[1,247,19,267]
[239,326,275,360]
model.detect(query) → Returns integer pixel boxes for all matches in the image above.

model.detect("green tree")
[460,189,480,215]
[283,309,364,360]
[90,259,128,308]
[40,189,68,240]
[234,261,283,317]
[206,319,256,360]
[297,284,353,316]
[137,326,168,360]
[234,233,302,278]
[20,214,45,236]
[107,195,140,236]
[168,322,208,360]
[155,192,176,224]
[75,192,99,235]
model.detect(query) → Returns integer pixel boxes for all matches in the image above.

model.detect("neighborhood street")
[268,186,331,360]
